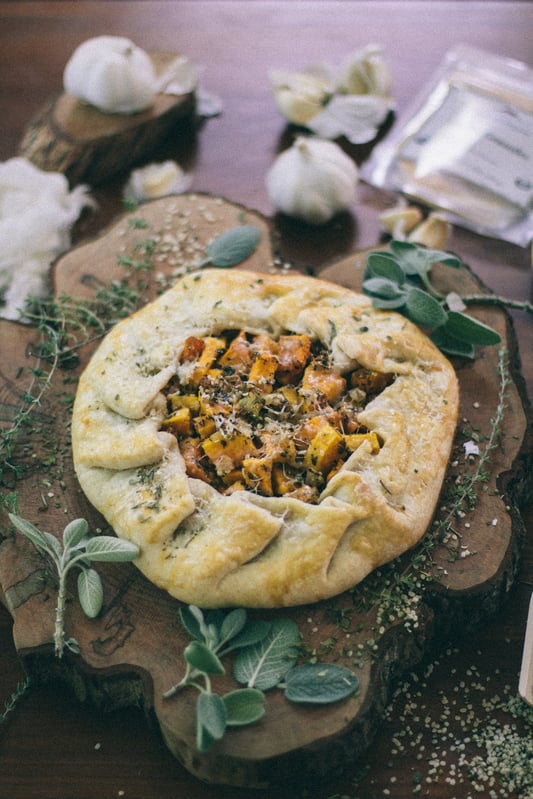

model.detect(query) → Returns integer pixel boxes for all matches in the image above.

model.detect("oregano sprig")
[8,514,139,658]
[362,240,512,358]
[163,605,359,751]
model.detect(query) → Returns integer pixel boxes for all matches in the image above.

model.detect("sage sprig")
[8,514,139,658]
[362,240,503,358]
[164,605,359,751]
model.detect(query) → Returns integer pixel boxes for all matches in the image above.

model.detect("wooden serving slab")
[0,195,531,789]
[18,52,195,187]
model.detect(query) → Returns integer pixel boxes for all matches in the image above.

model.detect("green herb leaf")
[362,276,405,300]
[184,641,225,675]
[366,252,406,285]
[77,568,103,619]
[404,286,448,328]
[206,225,261,267]
[233,618,300,690]
[430,326,475,359]
[365,294,408,310]
[389,240,461,275]
[8,513,50,552]
[84,536,139,562]
[223,688,265,726]
[445,310,502,345]
[283,663,359,704]
[196,692,227,750]
[220,619,272,655]
[41,531,63,558]
[179,604,207,642]
[62,518,90,549]
[219,608,248,646]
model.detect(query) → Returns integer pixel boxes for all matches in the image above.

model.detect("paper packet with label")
[362,45,533,246]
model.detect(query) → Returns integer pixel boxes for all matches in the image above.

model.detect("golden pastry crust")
[71,269,459,607]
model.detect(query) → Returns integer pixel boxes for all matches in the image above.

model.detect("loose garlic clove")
[123,161,192,202]
[63,36,158,114]
[339,44,393,101]
[266,136,358,225]
[270,69,333,126]
[379,204,423,239]
[408,212,451,250]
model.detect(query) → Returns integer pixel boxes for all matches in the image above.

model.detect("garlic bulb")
[266,137,358,224]
[63,36,158,114]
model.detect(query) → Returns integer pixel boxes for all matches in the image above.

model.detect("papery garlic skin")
[63,36,158,114]
[339,44,393,101]
[270,46,393,144]
[266,137,358,225]
[0,158,92,320]
[123,161,192,202]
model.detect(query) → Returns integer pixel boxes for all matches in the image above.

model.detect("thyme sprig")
[363,347,511,630]
[442,346,510,520]
[0,677,31,725]
[8,514,139,658]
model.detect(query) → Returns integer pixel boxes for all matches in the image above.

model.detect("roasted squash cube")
[272,463,300,496]
[162,406,192,436]
[168,392,200,413]
[276,334,312,384]
[218,331,253,372]
[248,352,278,393]
[302,361,346,404]
[193,415,217,439]
[242,456,273,496]
[190,337,226,387]
[344,431,381,453]
[304,424,344,474]
[202,432,257,475]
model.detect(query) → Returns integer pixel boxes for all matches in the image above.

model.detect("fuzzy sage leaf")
[84,535,139,562]
[205,225,261,267]
[77,568,104,619]
[362,240,502,358]
[8,513,139,658]
[165,605,359,752]
[283,663,359,704]
[233,618,300,690]
[223,688,265,726]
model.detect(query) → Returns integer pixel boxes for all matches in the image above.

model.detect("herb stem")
[462,295,533,316]
[54,569,69,658]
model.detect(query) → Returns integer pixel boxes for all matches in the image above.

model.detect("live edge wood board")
[0,195,531,789]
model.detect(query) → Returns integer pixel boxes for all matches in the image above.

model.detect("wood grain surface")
[1,3,532,798]
[0,193,530,788]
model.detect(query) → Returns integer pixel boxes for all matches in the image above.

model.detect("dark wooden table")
[1,3,532,798]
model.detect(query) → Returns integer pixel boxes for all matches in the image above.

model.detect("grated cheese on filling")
[162,329,393,503]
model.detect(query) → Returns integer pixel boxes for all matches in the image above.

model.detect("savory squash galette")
[71,269,459,607]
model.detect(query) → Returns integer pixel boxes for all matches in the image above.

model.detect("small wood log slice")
[18,52,195,187]
[0,195,531,789]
